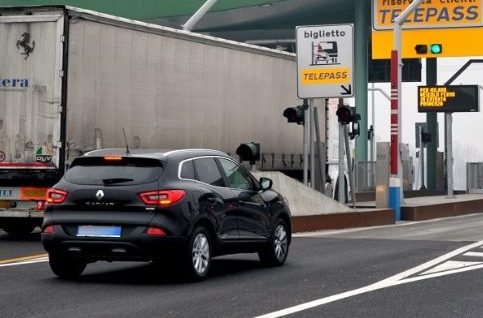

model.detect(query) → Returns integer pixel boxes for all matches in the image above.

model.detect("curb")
[292,209,395,232]
[402,198,483,221]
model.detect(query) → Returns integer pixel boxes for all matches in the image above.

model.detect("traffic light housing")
[421,131,431,144]
[349,122,360,140]
[415,44,427,54]
[336,105,353,124]
[336,105,360,125]
[283,105,305,124]
[415,44,442,55]
[236,142,260,164]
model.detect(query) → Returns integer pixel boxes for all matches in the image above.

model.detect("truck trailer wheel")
[2,221,36,236]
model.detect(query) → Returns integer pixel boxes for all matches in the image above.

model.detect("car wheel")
[259,219,289,267]
[184,226,211,281]
[49,253,87,279]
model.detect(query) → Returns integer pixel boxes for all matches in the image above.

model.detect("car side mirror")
[259,177,272,191]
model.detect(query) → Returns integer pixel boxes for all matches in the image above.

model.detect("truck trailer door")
[0,12,64,168]
[0,10,65,234]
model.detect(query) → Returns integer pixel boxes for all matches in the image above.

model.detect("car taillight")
[139,190,186,207]
[146,227,167,237]
[42,224,54,234]
[104,156,123,161]
[46,188,68,204]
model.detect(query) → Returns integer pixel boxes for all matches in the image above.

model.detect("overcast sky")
[369,57,483,190]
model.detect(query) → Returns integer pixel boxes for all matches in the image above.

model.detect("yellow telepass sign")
[372,0,483,58]
[373,0,483,30]
[372,27,483,58]
[300,67,350,85]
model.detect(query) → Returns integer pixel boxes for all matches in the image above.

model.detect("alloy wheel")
[192,233,210,275]
[273,224,288,262]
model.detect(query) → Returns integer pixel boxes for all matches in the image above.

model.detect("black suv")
[41,149,291,280]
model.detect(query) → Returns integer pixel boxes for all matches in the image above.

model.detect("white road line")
[465,251,483,257]
[253,240,483,318]
[420,260,483,275]
[0,257,48,268]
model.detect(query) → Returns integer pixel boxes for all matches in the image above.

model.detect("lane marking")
[465,251,483,257]
[420,260,483,275]
[254,240,483,318]
[0,253,48,267]
[0,257,48,268]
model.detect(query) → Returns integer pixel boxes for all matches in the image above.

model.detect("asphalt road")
[2,214,483,318]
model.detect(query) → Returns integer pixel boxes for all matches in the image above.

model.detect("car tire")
[259,219,289,267]
[49,253,87,279]
[184,226,211,281]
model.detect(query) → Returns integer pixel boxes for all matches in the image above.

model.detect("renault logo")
[96,190,105,201]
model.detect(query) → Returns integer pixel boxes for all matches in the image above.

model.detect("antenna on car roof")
[122,128,130,154]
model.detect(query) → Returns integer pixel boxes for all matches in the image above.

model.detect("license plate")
[76,225,121,238]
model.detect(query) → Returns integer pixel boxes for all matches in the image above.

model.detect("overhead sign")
[418,85,480,113]
[296,24,354,98]
[371,0,483,59]
[373,0,483,30]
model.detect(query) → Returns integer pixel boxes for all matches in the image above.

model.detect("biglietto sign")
[296,24,354,98]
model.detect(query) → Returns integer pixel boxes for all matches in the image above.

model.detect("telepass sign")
[296,24,354,98]
[372,0,483,59]
[373,0,483,30]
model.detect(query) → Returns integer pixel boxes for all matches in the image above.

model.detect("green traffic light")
[430,44,442,54]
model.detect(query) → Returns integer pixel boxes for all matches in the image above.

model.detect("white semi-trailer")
[0,6,302,234]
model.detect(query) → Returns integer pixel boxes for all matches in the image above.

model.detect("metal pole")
[390,28,402,221]
[338,99,345,203]
[344,125,356,207]
[310,100,315,188]
[426,58,437,190]
[420,126,425,190]
[368,87,391,101]
[391,0,424,221]
[354,0,369,163]
[181,0,218,31]
[303,99,310,186]
[446,112,455,198]
[313,106,326,192]
[370,83,375,162]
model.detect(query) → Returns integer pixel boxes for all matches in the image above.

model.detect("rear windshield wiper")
[102,178,134,184]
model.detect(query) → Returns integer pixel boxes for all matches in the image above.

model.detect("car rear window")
[65,157,163,185]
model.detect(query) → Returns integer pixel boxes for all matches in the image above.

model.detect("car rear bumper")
[42,225,187,261]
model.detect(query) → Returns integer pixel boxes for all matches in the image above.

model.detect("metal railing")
[354,161,376,192]
[467,162,483,193]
